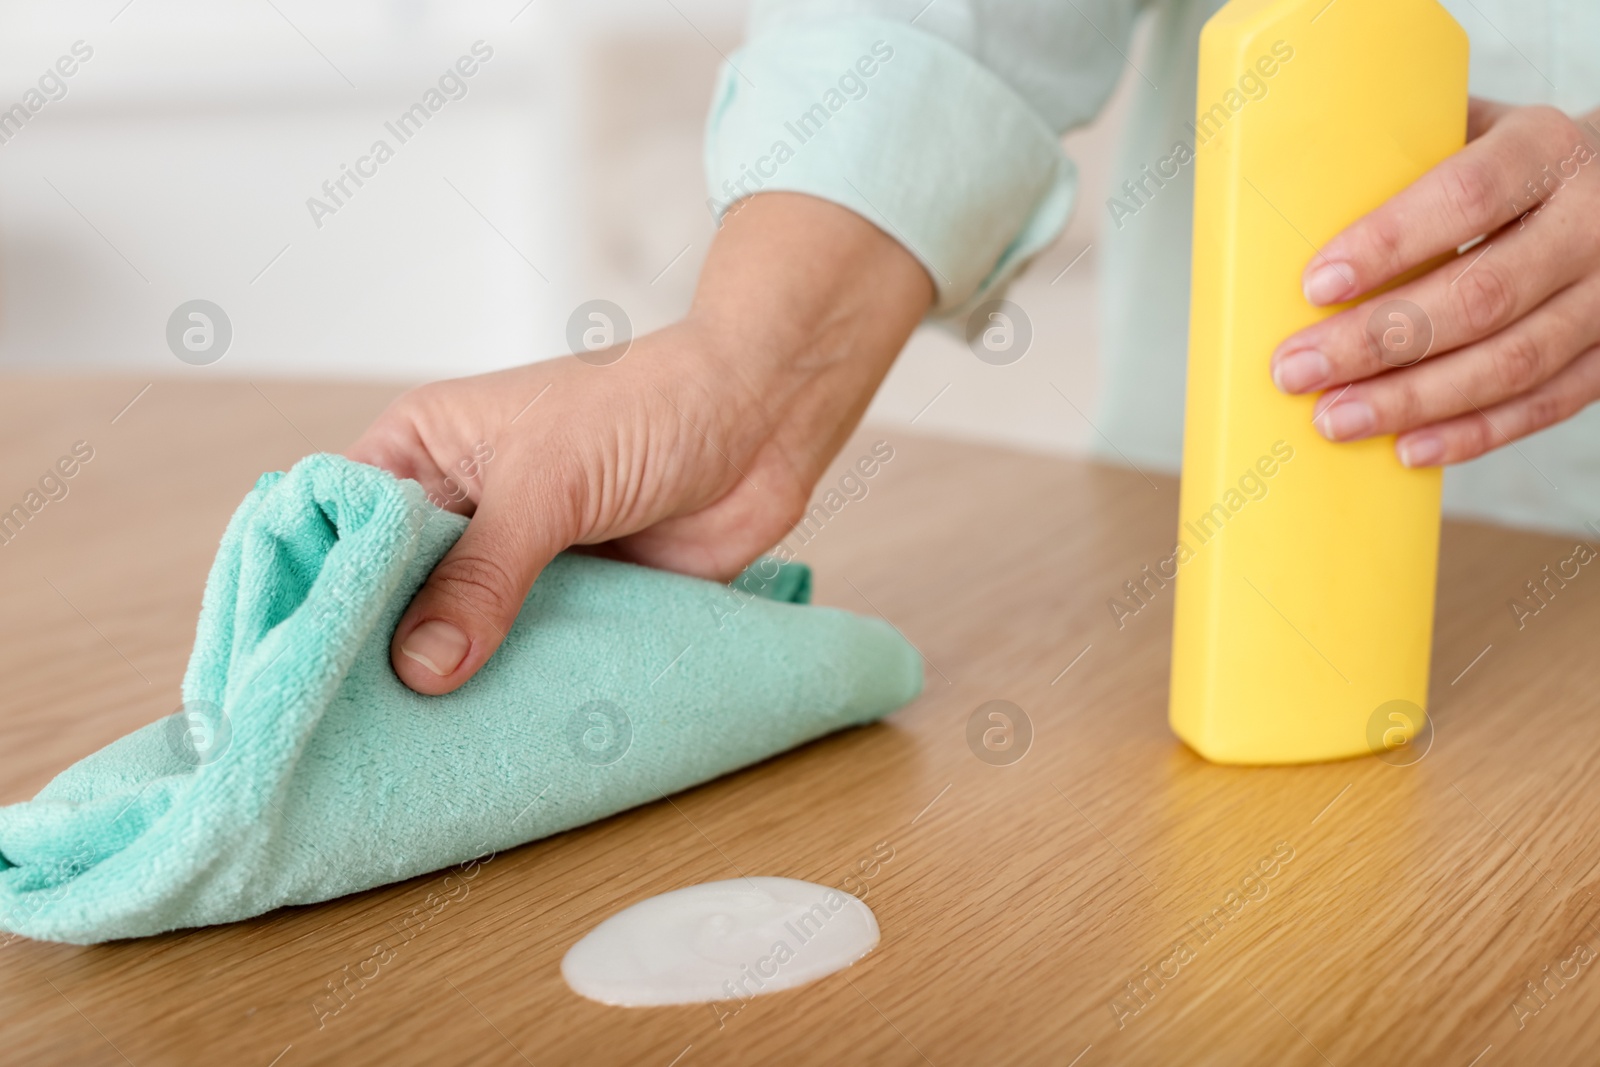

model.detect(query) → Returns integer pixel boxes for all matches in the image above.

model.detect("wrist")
[680,192,933,469]
[693,192,929,363]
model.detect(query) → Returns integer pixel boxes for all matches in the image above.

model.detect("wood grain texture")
[0,377,1597,1066]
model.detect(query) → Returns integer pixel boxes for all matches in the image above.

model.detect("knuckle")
[1520,389,1565,432]
[1385,377,1427,429]
[738,484,816,558]
[384,383,449,433]
[1357,313,1394,368]
[1491,331,1547,395]
[395,381,441,412]
[1454,263,1517,333]
[1528,105,1578,149]
[776,498,809,536]
[428,552,519,621]
[1364,213,1408,273]
[1442,160,1500,229]
[1466,415,1498,457]
[775,481,813,529]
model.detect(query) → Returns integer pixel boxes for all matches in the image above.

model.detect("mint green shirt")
[705,0,1600,535]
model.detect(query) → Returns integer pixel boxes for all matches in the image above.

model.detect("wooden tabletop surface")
[1,377,1598,1066]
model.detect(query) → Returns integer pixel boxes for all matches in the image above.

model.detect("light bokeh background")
[0,0,1145,458]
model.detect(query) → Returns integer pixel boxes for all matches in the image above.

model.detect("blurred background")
[0,0,1143,457]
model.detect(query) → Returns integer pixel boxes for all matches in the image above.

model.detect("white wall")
[0,0,1142,458]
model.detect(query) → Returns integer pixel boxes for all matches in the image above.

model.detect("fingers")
[346,417,434,483]
[1309,275,1600,442]
[1273,132,1600,396]
[1298,105,1583,306]
[1275,226,1575,396]
[345,391,493,517]
[391,484,572,695]
[607,449,806,582]
[1393,342,1600,467]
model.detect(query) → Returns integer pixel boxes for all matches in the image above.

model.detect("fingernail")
[1272,350,1331,393]
[1304,261,1356,305]
[1316,399,1376,440]
[400,620,470,676]
[1398,434,1445,468]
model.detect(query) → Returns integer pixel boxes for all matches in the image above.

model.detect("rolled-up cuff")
[704,16,1075,315]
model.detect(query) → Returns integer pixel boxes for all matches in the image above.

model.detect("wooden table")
[2,377,1597,1066]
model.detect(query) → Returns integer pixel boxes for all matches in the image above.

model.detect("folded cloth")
[0,455,922,944]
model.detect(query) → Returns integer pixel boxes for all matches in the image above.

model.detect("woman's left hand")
[1270,99,1600,467]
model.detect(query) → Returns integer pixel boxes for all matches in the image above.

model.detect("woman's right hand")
[345,193,934,696]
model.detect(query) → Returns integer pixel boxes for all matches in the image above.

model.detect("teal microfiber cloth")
[0,454,922,944]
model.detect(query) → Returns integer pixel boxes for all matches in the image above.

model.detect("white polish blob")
[562,877,879,1006]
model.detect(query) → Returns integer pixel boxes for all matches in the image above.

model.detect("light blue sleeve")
[704,0,1145,318]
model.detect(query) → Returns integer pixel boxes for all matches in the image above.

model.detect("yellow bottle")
[1170,0,1469,763]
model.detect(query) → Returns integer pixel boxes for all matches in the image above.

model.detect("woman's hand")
[1269,100,1600,467]
[346,193,932,695]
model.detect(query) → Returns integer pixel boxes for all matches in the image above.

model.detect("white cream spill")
[561,877,879,1006]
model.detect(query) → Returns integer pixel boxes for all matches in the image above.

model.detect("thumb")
[391,493,563,695]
